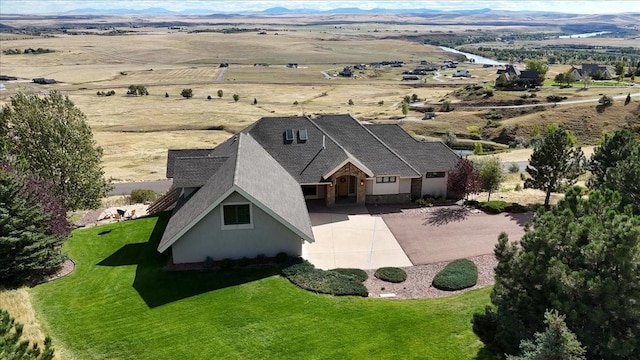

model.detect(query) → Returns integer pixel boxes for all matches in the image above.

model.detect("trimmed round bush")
[432,259,478,291]
[374,267,407,283]
[281,259,368,297]
[330,268,368,282]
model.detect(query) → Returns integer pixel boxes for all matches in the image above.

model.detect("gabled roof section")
[244,116,350,183]
[313,114,420,177]
[166,149,215,178]
[365,124,460,172]
[172,156,229,188]
[158,133,314,253]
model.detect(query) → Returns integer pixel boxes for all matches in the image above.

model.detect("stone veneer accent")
[326,162,367,206]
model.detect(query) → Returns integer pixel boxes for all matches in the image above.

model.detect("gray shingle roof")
[158,133,313,253]
[172,156,229,188]
[365,124,460,172]
[166,148,215,178]
[313,114,420,177]
[244,116,350,183]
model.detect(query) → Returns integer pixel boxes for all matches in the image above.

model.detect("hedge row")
[432,259,478,291]
[281,259,368,297]
[465,200,528,214]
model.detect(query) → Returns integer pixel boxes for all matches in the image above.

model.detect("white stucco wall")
[399,178,412,193]
[371,180,400,195]
[421,173,448,198]
[171,192,302,263]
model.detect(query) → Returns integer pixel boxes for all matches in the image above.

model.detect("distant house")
[0,75,18,81]
[452,69,471,78]
[219,63,229,68]
[569,64,615,80]
[159,114,459,263]
[32,78,56,84]
[402,74,420,81]
[286,63,299,68]
[495,65,540,89]
[254,63,270,67]
[339,66,353,77]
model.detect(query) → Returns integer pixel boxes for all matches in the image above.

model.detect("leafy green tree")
[508,310,585,360]
[0,92,110,210]
[0,308,55,359]
[217,89,223,98]
[348,99,354,106]
[477,157,504,201]
[524,125,584,209]
[441,130,457,147]
[473,142,484,155]
[563,70,575,87]
[473,188,640,360]
[614,61,626,81]
[233,94,239,102]
[180,88,193,99]
[0,167,65,287]
[127,84,148,96]
[401,102,409,115]
[525,59,549,81]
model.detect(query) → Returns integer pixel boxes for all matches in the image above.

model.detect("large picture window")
[222,203,252,229]
[376,176,397,183]
[425,172,446,178]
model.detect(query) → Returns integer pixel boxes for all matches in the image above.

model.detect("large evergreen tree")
[525,125,584,209]
[0,308,55,359]
[588,129,640,213]
[0,167,65,287]
[473,187,640,359]
[0,92,110,210]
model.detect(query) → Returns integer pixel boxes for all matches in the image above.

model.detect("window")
[375,176,397,183]
[284,129,294,142]
[426,172,446,178]
[222,203,252,229]
[298,129,308,142]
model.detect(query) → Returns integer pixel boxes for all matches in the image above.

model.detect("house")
[339,67,353,77]
[32,78,56,84]
[0,75,18,81]
[452,69,471,78]
[569,64,615,80]
[402,74,420,81]
[286,63,298,68]
[159,114,459,263]
[495,65,540,89]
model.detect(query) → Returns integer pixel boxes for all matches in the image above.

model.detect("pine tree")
[508,310,585,360]
[0,168,65,287]
[525,125,584,209]
[0,308,55,359]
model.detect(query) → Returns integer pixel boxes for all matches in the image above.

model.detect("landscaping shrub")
[129,189,160,204]
[330,268,368,282]
[274,252,289,264]
[281,259,368,297]
[508,162,520,173]
[432,259,478,291]
[374,267,407,283]
[415,197,429,207]
[478,200,510,214]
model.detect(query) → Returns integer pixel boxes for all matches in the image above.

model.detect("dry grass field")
[1,19,638,182]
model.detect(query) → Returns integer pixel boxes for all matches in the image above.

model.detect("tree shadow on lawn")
[423,206,471,226]
[98,213,279,308]
[474,346,500,360]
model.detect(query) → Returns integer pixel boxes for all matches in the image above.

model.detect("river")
[437,46,506,66]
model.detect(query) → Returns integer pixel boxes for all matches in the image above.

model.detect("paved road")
[215,67,228,82]
[109,180,173,196]
[457,91,640,110]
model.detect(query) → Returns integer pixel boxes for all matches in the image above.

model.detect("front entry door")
[337,176,349,197]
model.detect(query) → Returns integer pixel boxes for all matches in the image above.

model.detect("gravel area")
[46,259,76,282]
[364,254,497,299]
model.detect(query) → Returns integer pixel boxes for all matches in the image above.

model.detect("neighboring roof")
[582,63,611,75]
[172,156,229,188]
[166,148,214,178]
[519,70,539,80]
[313,114,420,177]
[158,133,314,253]
[365,124,460,172]
[244,116,351,183]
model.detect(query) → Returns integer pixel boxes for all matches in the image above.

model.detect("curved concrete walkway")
[302,205,412,270]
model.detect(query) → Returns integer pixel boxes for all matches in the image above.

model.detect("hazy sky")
[1,0,637,15]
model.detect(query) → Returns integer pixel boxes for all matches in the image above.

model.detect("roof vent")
[298,129,308,142]
[284,128,294,143]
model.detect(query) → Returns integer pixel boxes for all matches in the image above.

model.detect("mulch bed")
[46,259,76,282]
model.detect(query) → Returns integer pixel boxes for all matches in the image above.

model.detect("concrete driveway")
[381,206,533,265]
[302,205,412,270]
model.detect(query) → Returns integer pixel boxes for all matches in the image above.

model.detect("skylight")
[285,129,294,142]
[298,129,308,142]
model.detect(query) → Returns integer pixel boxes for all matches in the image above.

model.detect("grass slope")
[30,213,495,360]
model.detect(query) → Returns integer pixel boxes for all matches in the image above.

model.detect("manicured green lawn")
[31,213,496,360]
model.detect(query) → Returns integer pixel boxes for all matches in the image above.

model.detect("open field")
[27,213,495,360]
[1,17,638,181]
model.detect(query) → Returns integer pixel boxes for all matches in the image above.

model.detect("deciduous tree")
[180,88,193,99]
[0,92,110,210]
[477,157,504,201]
[525,59,549,82]
[447,157,481,200]
[233,94,239,102]
[524,125,584,209]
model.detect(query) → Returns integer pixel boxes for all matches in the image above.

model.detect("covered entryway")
[324,161,369,206]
